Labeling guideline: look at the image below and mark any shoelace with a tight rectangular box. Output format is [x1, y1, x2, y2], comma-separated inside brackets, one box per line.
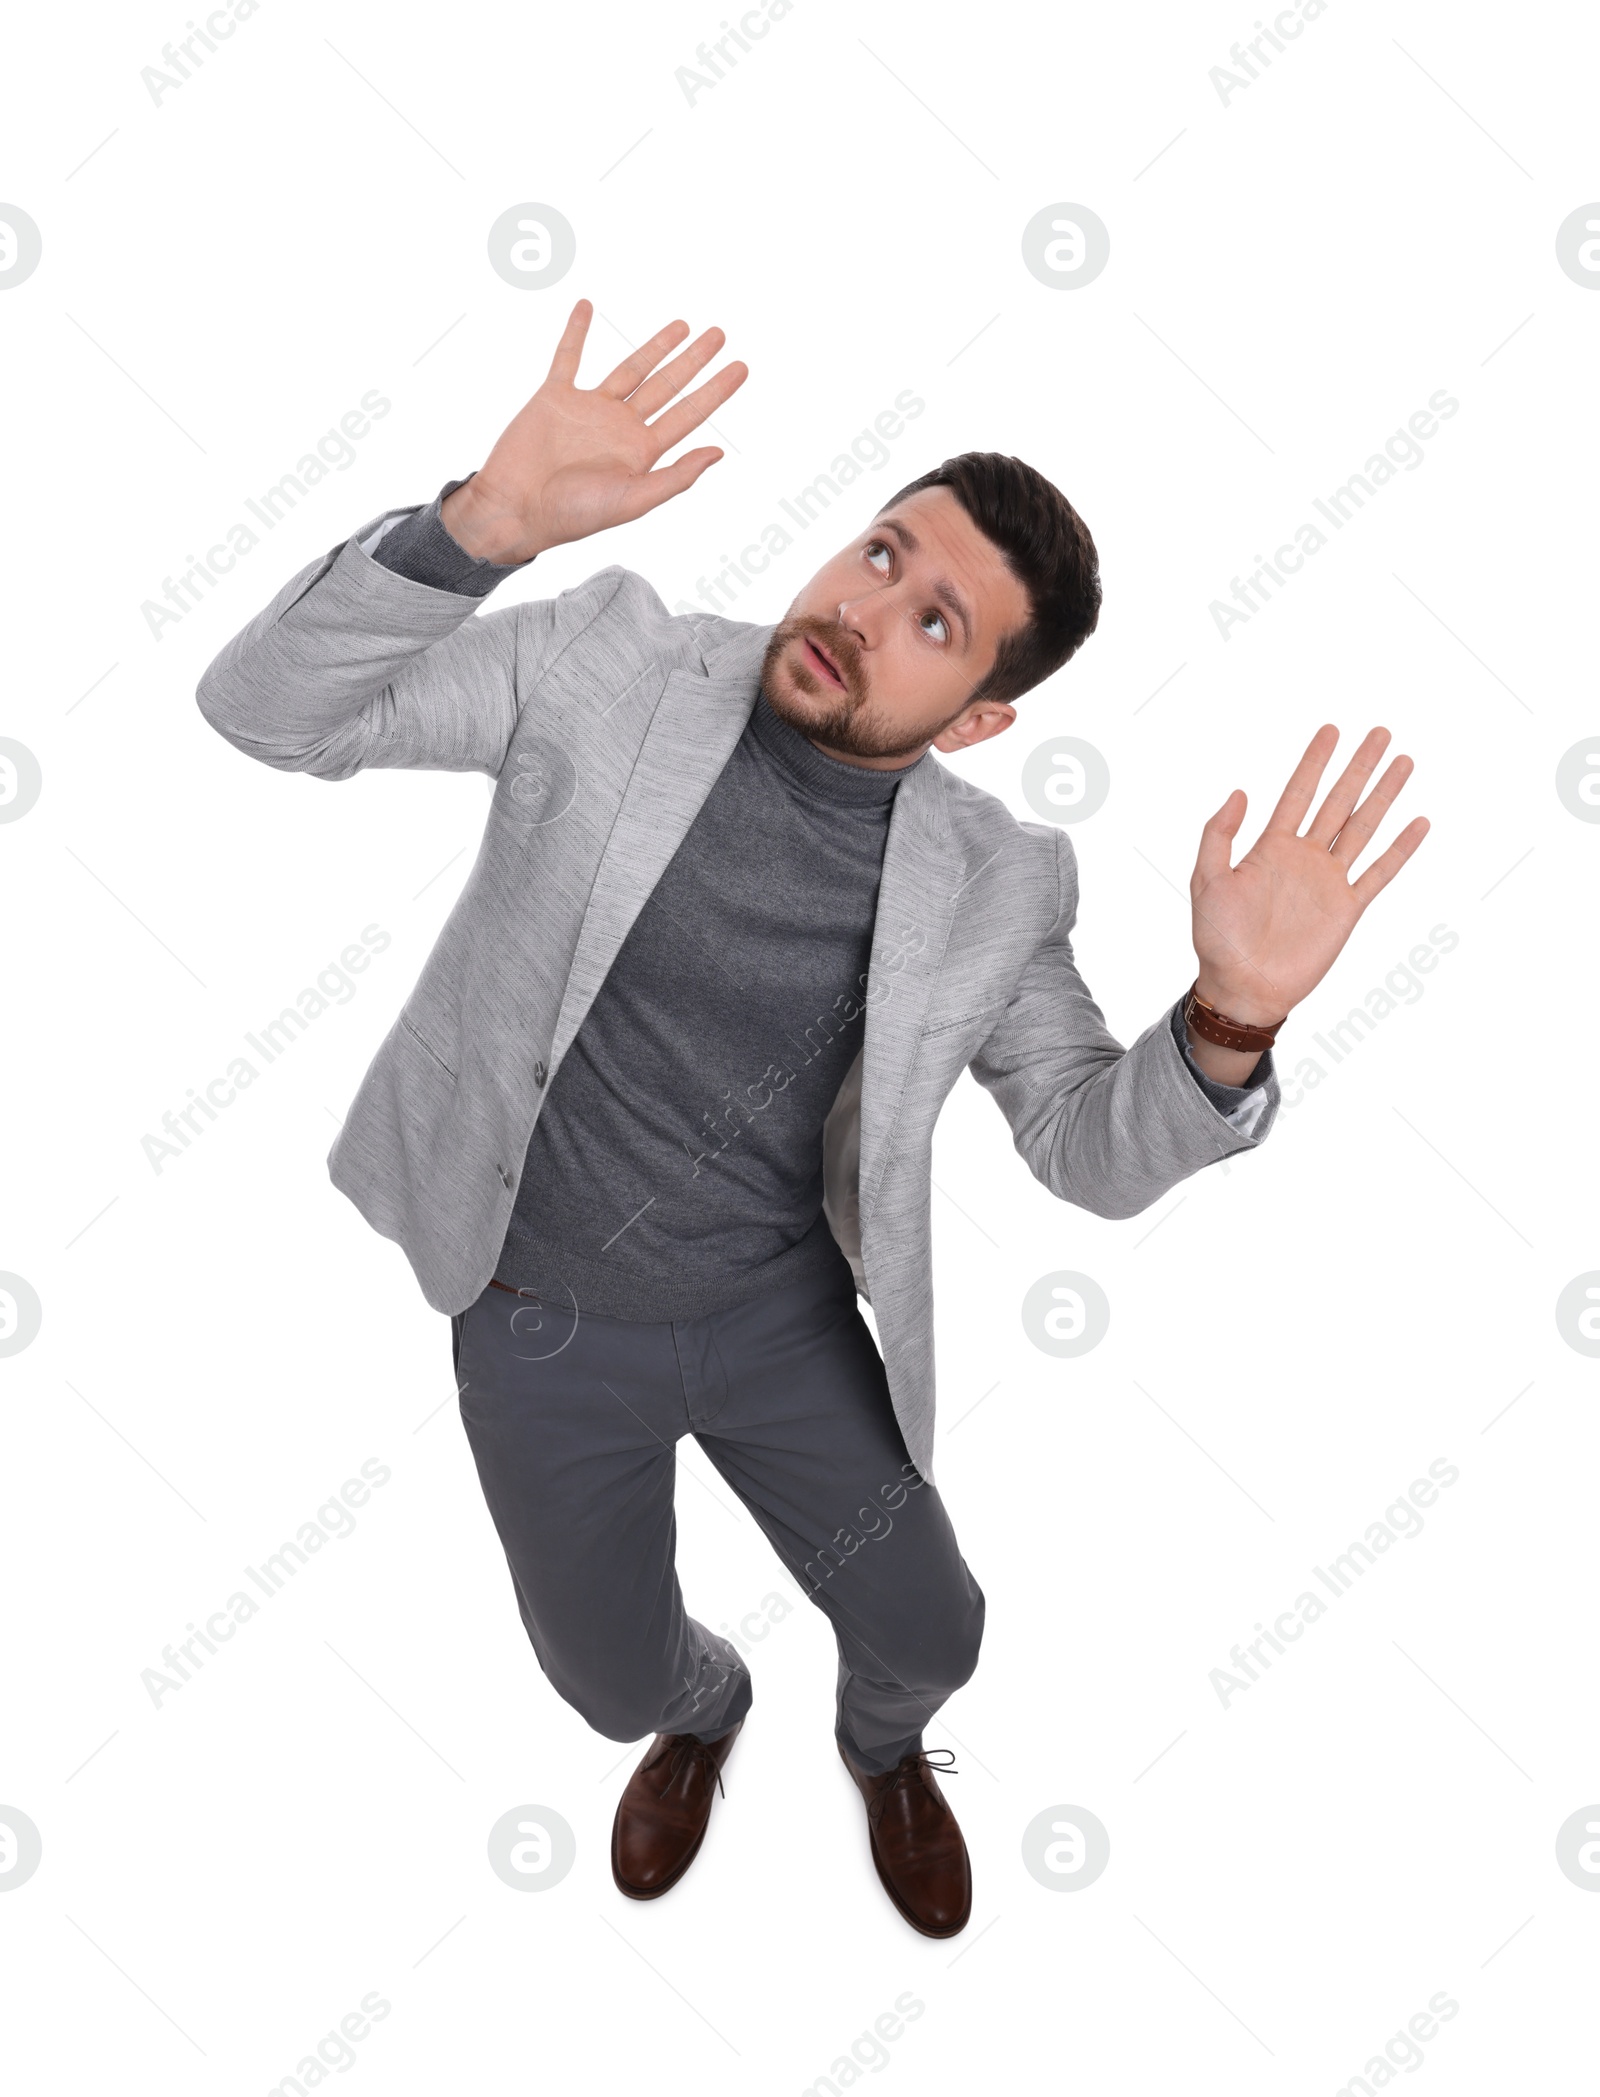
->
[868, 1747, 959, 1823]
[657, 1735, 727, 1801]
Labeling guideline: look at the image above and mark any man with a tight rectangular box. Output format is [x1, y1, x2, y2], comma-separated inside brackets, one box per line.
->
[196, 301, 1427, 1937]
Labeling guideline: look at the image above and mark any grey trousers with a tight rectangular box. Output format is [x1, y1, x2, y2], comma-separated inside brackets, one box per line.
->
[451, 1253, 984, 1776]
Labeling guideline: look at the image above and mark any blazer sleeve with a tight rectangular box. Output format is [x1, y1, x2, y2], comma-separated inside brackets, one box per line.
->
[194, 506, 627, 782]
[965, 825, 1281, 1220]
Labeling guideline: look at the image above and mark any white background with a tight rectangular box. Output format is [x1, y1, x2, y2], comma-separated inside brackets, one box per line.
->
[3, 0, 1598, 2089]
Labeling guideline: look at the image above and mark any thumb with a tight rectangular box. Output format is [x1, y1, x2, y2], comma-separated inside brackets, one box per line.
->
[620, 446, 725, 522]
[1192, 788, 1245, 889]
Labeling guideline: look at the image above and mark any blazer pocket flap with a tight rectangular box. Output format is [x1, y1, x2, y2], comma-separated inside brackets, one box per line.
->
[920, 994, 1011, 1039]
[399, 1008, 458, 1080]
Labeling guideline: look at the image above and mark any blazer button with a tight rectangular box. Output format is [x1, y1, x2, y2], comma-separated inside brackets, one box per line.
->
[534, 1060, 547, 1088]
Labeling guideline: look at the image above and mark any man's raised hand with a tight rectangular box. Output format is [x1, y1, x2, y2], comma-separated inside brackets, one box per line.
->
[441, 300, 748, 564]
[1188, 724, 1430, 1026]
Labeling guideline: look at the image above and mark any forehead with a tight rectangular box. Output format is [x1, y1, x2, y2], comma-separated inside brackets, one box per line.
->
[868, 486, 1030, 639]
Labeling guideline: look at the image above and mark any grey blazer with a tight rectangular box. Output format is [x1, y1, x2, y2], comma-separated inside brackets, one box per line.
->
[195, 508, 1278, 1481]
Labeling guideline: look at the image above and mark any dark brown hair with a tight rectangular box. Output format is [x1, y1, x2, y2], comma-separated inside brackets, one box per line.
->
[877, 452, 1101, 705]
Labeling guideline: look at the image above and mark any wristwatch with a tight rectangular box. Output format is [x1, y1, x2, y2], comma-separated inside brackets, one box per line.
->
[1182, 980, 1285, 1054]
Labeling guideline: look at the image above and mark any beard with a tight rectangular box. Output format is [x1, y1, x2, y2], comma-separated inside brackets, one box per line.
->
[758, 614, 968, 763]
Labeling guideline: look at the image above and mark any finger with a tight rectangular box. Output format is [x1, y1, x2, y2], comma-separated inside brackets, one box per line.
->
[643, 360, 750, 457]
[595, 318, 692, 399]
[629, 327, 727, 421]
[1262, 723, 1340, 836]
[1305, 725, 1391, 848]
[1329, 753, 1415, 868]
[1349, 815, 1430, 911]
[546, 299, 594, 386]
[615, 447, 726, 521]
[1192, 789, 1246, 889]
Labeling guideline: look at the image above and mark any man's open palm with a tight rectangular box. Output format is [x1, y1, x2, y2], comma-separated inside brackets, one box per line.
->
[450, 300, 748, 562]
[1190, 725, 1430, 1023]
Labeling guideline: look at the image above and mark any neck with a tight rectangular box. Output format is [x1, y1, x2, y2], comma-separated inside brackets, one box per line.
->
[748, 687, 911, 805]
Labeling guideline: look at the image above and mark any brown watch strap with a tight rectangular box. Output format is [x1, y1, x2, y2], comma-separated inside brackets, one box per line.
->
[1183, 981, 1285, 1054]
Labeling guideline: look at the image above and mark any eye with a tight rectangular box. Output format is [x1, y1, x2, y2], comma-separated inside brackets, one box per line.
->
[863, 541, 950, 646]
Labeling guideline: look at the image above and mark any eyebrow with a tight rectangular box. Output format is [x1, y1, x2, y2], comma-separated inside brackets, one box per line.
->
[872, 516, 974, 651]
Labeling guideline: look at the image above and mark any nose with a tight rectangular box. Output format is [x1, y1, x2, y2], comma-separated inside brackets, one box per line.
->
[834, 596, 879, 648]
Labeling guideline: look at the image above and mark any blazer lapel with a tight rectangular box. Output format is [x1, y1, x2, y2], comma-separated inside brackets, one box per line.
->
[856, 752, 963, 1226]
[547, 627, 768, 1076]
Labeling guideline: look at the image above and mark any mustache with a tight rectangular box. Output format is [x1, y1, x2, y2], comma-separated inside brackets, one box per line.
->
[785, 616, 863, 695]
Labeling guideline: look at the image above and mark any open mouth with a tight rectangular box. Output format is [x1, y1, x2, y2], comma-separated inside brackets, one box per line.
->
[802, 635, 846, 689]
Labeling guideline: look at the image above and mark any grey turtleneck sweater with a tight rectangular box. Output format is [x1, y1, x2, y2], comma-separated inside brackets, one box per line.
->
[360, 478, 1269, 1321]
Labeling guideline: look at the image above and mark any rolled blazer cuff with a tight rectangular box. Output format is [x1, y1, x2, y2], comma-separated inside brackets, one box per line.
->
[1168, 996, 1276, 1138]
[362, 474, 535, 598]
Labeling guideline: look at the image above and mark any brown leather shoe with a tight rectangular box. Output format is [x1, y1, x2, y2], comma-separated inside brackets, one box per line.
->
[840, 1743, 971, 1937]
[610, 1722, 743, 1900]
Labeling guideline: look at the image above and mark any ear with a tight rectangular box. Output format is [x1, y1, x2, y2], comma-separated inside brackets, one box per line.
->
[932, 700, 1016, 754]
